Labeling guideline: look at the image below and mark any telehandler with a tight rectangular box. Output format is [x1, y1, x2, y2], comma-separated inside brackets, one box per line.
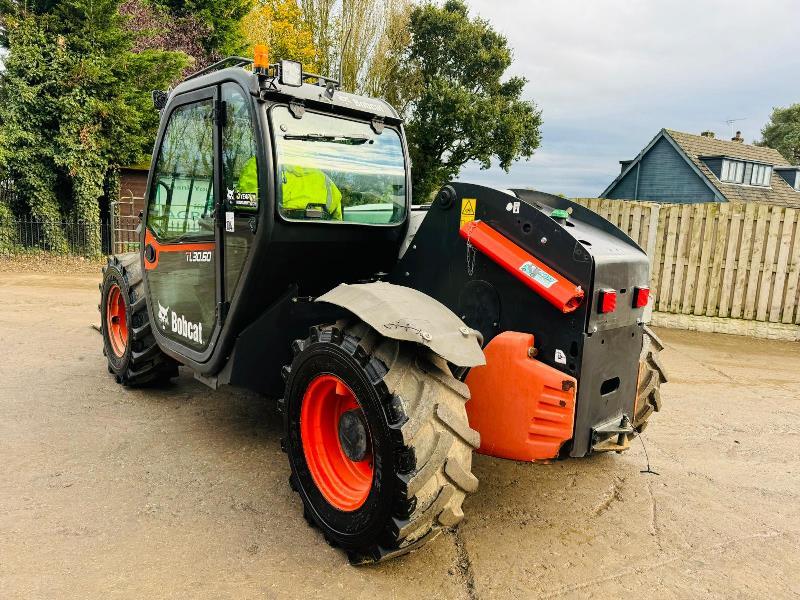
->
[100, 47, 667, 563]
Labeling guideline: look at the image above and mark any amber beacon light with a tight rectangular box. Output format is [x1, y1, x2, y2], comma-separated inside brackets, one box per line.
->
[253, 44, 269, 71]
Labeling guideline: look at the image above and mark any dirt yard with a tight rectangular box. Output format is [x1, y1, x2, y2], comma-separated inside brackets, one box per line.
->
[1, 268, 798, 599]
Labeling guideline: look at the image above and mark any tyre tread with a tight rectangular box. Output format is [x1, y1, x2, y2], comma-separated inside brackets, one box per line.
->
[633, 327, 668, 432]
[285, 321, 479, 564]
[100, 253, 176, 387]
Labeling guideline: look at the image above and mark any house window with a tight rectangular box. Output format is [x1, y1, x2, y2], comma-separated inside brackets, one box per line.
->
[750, 164, 772, 187]
[721, 159, 745, 183]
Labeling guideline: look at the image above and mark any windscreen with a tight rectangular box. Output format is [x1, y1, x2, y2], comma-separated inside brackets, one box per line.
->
[271, 106, 407, 225]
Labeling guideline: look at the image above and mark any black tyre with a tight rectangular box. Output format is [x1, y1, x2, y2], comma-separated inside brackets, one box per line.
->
[633, 325, 668, 433]
[281, 320, 479, 564]
[100, 253, 178, 386]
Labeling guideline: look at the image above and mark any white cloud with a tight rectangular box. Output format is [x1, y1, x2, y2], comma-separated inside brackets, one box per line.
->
[459, 0, 800, 197]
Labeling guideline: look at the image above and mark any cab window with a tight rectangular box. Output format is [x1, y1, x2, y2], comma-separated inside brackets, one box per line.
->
[223, 86, 259, 212]
[147, 100, 215, 241]
[221, 82, 259, 300]
[271, 106, 407, 224]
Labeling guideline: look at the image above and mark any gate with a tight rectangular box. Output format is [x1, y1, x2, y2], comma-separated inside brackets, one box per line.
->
[110, 189, 142, 255]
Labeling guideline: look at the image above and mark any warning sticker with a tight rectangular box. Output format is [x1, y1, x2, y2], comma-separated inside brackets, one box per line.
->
[460, 198, 477, 228]
[519, 261, 558, 288]
[555, 349, 567, 364]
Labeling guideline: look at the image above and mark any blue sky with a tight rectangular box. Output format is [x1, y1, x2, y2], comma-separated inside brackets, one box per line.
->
[458, 0, 800, 197]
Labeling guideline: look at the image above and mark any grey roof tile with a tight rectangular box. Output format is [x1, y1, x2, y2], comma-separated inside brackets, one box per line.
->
[665, 130, 800, 208]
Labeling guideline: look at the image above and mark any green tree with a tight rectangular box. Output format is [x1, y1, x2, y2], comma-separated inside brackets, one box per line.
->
[399, 0, 541, 202]
[362, 0, 413, 104]
[0, 1, 187, 254]
[0, 126, 12, 252]
[300, 0, 409, 95]
[121, 0, 215, 74]
[300, 0, 336, 80]
[241, 0, 317, 68]
[760, 104, 800, 165]
[151, 0, 251, 56]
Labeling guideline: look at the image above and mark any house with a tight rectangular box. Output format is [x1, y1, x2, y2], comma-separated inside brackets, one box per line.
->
[600, 129, 800, 207]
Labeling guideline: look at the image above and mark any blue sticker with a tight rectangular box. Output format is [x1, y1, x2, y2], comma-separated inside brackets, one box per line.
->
[519, 261, 557, 288]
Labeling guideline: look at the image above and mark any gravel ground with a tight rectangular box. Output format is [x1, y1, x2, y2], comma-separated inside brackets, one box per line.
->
[1, 270, 798, 599]
[0, 255, 105, 274]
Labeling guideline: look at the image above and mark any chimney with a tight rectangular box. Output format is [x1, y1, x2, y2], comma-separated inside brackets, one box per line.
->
[732, 131, 744, 143]
[700, 131, 715, 138]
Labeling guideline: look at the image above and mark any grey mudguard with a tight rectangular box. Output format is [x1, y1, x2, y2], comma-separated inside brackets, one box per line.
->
[317, 282, 486, 368]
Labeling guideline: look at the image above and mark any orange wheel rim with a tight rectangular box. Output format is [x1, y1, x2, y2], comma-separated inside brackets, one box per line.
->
[300, 375, 374, 512]
[106, 283, 128, 358]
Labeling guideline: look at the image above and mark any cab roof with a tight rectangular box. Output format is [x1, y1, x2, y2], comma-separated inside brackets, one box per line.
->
[169, 64, 401, 124]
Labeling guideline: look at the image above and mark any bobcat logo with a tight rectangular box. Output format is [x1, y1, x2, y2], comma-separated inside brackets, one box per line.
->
[157, 301, 169, 330]
[155, 300, 203, 344]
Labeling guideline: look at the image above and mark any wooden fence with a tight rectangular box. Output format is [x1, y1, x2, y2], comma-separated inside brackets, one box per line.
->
[573, 199, 800, 332]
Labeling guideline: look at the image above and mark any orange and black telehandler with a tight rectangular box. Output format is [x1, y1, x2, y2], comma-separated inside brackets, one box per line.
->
[100, 49, 667, 563]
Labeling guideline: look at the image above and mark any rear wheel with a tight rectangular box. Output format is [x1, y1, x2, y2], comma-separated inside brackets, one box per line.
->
[281, 320, 479, 564]
[100, 253, 178, 386]
[633, 325, 668, 433]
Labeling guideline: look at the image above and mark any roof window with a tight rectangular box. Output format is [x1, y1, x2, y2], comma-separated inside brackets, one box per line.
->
[750, 163, 772, 187]
[720, 159, 745, 183]
[718, 159, 771, 187]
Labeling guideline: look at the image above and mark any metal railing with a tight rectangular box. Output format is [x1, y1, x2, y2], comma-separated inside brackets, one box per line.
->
[0, 218, 113, 256]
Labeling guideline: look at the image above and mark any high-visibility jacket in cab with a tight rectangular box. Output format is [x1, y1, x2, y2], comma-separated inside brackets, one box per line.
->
[281, 165, 343, 220]
[238, 157, 258, 194]
[237, 160, 343, 220]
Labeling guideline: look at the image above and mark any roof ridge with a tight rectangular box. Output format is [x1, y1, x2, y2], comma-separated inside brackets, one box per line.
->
[666, 129, 790, 166]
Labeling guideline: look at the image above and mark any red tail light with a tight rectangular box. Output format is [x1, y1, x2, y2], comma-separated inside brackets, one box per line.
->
[598, 289, 617, 313]
[633, 286, 650, 308]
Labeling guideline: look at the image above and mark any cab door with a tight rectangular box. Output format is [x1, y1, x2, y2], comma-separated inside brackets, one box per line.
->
[143, 88, 222, 357]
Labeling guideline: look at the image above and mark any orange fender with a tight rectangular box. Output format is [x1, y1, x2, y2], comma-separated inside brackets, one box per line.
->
[465, 331, 576, 461]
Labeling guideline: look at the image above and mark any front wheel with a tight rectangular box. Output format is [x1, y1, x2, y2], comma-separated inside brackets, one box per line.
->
[100, 254, 178, 386]
[281, 320, 480, 564]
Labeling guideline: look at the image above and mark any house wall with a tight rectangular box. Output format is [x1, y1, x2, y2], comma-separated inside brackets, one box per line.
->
[702, 157, 724, 179]
[606, 137, 717, 203]
[777, 169, 800, 189]
[608, 164, 638, 198]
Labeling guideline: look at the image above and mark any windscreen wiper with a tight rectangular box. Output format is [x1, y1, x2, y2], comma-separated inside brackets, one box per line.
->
[283, 133, 372, 145]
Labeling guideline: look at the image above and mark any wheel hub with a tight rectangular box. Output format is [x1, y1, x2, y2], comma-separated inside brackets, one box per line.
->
[299, 374, 374, 512]
[106, 283, 128, 358]
[338, 409, 368, 462]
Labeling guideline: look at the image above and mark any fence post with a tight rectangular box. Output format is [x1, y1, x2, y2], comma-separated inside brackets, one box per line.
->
[644, 204, 659, 278]
[781, 209, 800, 324]
[705, 202, 731, 316]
